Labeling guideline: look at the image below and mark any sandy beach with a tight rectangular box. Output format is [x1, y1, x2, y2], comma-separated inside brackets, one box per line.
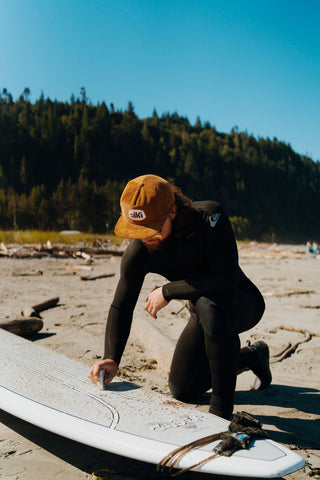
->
[0, 242, 319, 479]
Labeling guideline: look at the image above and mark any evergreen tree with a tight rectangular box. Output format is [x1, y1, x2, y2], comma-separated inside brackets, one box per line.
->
[0, 89, 319, 240]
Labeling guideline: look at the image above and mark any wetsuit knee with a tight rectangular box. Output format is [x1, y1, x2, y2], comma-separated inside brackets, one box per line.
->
[168, 377, 195, 402]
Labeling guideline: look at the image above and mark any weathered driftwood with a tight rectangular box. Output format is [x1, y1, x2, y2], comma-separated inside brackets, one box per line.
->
[12, 270, 43, 277]
[0, 242, 126, 258]
[274, 289, 315, 297]
[76, 251, 93, 264]
[38, 242, 125, 256]
[270, 325, 313, 363]
[80, 273, 115, 281]
[66, 265, 93, 272]
[21, 297, 60, 317]
[0, 242, 8, 254]
[0, 318, 43, 336]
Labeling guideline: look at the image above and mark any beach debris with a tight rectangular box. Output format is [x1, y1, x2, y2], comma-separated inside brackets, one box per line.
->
[0, 241, 125, 258]
[0, 318, 43, 336]
[131, 315, 175, 374]
[66, 265, 93, 272]
[0, 242, 8, 254]
[271, 325, 313, 363]
[80, 322, 103, 329]
[12, 270, 43, 276]
[238, 242, 307, 259]
[76, 250, 93, 264]
[91, 467, 119, 479]
[264, 289, 316, 297]
[308, 466, 320, 477]
[21, 297, 60, 318]
[173, 301, 188, 316]
[80, 273, 115, 281]
[275, 289, 315, 297]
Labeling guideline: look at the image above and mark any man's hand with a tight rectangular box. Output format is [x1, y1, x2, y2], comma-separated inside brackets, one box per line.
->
[88, 359, 118, 386]
[146, 287, 168, 319]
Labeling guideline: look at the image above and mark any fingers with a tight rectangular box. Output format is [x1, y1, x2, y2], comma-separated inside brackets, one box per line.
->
[146, 287, 168, 319]
[146, 288, 160, 318]
[146, 299, 157, 318]
[87, 364, 100, 384]
[145, 296, 157, 318]
[88, 359, 118, 386]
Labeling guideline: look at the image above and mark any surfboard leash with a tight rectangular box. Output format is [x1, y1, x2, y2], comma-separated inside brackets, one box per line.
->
[157, 411, 269, 476]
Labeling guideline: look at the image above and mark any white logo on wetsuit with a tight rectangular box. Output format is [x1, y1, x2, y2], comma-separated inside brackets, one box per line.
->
[129, 209, 146, 221]
[209, 213, 221, 228]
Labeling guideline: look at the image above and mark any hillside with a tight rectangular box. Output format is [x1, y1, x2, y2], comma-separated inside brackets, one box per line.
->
[1, 89, 319, 241]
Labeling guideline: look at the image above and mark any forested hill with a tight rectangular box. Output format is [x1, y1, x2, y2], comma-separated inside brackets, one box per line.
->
[0, 89, 319, 241]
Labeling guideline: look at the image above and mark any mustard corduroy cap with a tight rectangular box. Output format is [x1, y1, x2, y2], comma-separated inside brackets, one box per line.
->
[114, 174, 175, 239]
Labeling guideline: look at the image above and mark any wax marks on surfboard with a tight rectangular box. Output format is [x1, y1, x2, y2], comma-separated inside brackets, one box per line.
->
[1, 336, 207, 438]
[0, 347, 120, 429]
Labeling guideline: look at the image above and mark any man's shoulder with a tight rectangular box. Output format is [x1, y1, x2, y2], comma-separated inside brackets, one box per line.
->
[191, 201, 227, 230]
[192, 200, 222, 217]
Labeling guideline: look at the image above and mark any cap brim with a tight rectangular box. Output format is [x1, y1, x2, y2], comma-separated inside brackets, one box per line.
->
[114, 215, 164, 239]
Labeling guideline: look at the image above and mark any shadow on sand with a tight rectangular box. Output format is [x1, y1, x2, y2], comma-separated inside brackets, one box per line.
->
[234, 383, 320, 448]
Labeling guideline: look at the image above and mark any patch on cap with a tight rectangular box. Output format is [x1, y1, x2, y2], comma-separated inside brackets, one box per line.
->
[128, 209, 146, 221]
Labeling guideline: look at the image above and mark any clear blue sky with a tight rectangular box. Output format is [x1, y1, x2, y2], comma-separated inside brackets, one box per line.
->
[1, 0, 319, 161]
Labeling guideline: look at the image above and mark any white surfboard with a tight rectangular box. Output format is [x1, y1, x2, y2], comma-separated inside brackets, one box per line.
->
[0, 329, 304, 477]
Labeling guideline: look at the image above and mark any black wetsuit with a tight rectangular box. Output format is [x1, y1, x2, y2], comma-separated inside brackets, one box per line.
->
[104, 201, 265, 419]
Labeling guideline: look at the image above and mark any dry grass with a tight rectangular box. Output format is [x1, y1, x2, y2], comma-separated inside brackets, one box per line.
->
[0, 230, 121, 246]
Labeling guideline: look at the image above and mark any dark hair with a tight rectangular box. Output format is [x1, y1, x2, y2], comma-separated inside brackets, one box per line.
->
[167, 179, 194, 238]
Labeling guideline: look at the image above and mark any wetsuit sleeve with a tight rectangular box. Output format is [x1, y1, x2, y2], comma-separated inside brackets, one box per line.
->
[162, 205, 239, 301]
[103, 241, 147, 364]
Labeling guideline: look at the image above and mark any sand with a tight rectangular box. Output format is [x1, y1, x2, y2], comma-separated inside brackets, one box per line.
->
[0, 242, 319, 479]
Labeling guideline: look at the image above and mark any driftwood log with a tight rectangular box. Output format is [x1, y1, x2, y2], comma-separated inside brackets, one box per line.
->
[76, 251, 93, 264]
[21, 297, 60, 317]
[0, 242, 126, 258]
[80, 273, 115, 281]
[271, 325, 313, 363]
[12, 270, 43, 277]
[66, 265, 93, 272]
[0, 318, 43, 336]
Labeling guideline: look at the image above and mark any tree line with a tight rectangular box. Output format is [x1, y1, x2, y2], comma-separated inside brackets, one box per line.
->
[0, 88, 319, 241]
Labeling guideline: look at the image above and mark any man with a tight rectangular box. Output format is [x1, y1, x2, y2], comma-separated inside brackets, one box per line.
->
[88, 174, 271, 419]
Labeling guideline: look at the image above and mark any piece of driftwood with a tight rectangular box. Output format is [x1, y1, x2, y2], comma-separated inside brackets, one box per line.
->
[0, 318, 43, 336]
[173, 300, 189, 316]
[132, 316, 175, 374]
[0, 241, 126, 258]
[12, 270, 43, 277]
[80, 273, 115, 281]
[76, 251, 93, 264]
[270, 325, 313, 363]
[0, 242, 8, 254]
[66, 265, 93, 272]
[274, 289, 315, 297]
[21, 297, 60, 317]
